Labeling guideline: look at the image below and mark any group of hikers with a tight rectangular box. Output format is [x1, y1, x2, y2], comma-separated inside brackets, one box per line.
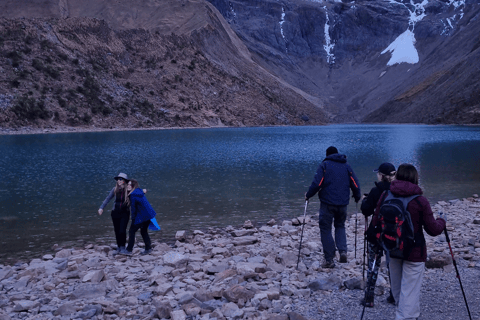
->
[98, 173, 160, 256]
[305, 146, 447, 320]
[98, 145, 448, 320]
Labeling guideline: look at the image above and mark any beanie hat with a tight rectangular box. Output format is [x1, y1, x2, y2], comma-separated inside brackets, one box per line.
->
[326, 146, 338, 156]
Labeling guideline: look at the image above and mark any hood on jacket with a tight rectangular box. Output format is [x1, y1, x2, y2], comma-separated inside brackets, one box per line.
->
[324, 153, 347, 163]
[390, 180, 423, 197]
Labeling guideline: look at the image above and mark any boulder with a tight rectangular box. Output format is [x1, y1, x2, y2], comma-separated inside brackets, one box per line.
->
[308, 275, 343, 291]
[70, 283, 106, 299]
[170, 309, 187, 320]
[82, 270, 104, 283]
[231, 229, 256, 237]
[154, 299, 172, 319]
[232, 236, 258, 246]
[55, 249, 72, 258]
[163, 251, 188, 268]
[13, 300, 40, 312]
[425, 253, 452, 268]
[54, 303, 77, 316]
[223, 284, 255, 303]
[176, 230, 186, 241]
[222, 302, 244, 319]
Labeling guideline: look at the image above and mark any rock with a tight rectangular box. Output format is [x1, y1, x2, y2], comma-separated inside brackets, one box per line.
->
[153, 299, 172, 319]
[0, 267, 13, 281]
[223, 284, 255, 302]
[170, 309, 187, 320]
[194, 288, 214, 302]
[243, 220, 254, 229]
[155, 283, 173, 295]
[267, 219, 276, 226]
[276, 252, 297, 267]
[176, 230, 186, 241]
[308, 275, 343, 291]
[344, 277, 365, 290]
[54, 303, 77, 316]
[232, 236, 258, 246]
[82, 270, 104, 283]
[473, 219, 480, 224]
[183, 303, 201, 316]
[137, 292, 153, 301]
[206, 263, 229, 274]
[425, 253, 452, 268]
[236, 262, 266, 274]
[231, 229, 256, 237]
[163, 251, 188, 268]
[13, 300, 40, 312]
[214, 268, 237, 283]
[222, 302, 244, 318]
[268, 314, 289, 320]
[55, 249, 72, 258]
[42, 254, 54, 260]
[288, 311, 309, 320]
[70, 283, 106, 299]
[211, 247, 230, 256]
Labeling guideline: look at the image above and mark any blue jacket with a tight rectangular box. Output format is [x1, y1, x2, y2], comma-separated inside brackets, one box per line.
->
[306, 153, 361, 206]
[129, 188, 157, 225]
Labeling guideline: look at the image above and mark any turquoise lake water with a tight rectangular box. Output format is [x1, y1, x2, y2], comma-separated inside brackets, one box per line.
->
[1, 124, 480, 264]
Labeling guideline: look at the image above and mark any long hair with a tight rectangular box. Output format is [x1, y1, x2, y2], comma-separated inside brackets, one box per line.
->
[396, 163, 419, 185]
[114, 180, 128, 205]
[125, 179, 140, 206]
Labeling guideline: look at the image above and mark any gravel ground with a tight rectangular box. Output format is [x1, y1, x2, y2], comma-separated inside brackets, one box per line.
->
[292, 258, 480, 320]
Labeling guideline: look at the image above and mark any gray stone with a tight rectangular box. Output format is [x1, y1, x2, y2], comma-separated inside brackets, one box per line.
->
[207, 263, 229, 274]
[425, 253, 453, 268]
[154, 300, 172, 319]
[54, 303, 77, 316]
[0, 267, 13, 281]
[163, 251, 188, 268]
[308, 275, 343, 291]
[243, 220, 254, 229]
[276, 252, 297, 267]
[70, 283, 106, 299]
[137, 292, 153, 301]
[232, 236, 258, 246]
[231, 229, 256, 237]
[194, 288, 214, 302]
[288, 311, 309, 320]
[223, 284, 255, 302]
[13, 300, 40, 312]
[344, 277, 365, 290]
[82, 270, 104, 283]
[55, 249, 72, 258]
[222, 302, 244, 318]
[176, 230, 186, 241]
[170, 309, 187, 320]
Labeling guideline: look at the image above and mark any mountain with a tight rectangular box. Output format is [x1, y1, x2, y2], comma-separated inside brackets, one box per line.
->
[0, 0, 327, 130]
[206, 0, 480, 123]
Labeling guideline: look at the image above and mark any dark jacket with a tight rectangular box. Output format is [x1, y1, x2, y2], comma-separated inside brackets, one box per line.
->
[361, 181, 391, 217]
[305, 153, 361, 206]
[129, 188, 157, 225]
[371, 180, 446, 262]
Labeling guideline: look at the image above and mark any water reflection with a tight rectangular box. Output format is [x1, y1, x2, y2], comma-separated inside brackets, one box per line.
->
[1, 124, 480, 263]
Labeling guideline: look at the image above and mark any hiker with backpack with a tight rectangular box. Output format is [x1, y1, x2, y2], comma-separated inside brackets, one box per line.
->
[371, 163, 446, 320]
[305, 146, 361, 268]
[361, 162, 396, 307]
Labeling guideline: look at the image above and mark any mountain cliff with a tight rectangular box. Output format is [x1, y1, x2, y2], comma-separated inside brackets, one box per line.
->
[0, 0, 327, 131]
[207, 0, 480, 123]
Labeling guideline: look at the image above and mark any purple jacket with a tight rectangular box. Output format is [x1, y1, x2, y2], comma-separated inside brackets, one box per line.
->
[372, 180, 446, 262]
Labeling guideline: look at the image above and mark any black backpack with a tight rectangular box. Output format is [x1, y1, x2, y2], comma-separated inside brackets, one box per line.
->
[375, 191, 419, 259]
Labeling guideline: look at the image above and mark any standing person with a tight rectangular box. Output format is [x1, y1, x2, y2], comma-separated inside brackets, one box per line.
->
[98, 173, 130, 254]
[371, 164, 446, 320]
[305, 146, 361, 268]
[361, 162, 396, 307]
[123, 179, 158, 255]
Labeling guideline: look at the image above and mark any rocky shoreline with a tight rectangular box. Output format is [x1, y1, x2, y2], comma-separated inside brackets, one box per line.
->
[1, 195, 480, 320]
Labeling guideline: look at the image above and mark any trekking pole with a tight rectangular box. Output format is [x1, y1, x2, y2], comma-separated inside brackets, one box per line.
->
[363, 216, 367, 282]
[360, 252, 378, 320]
[355, 203, 358, 260]
[444, 228, 473, 320]
[296, 200, 309, 270]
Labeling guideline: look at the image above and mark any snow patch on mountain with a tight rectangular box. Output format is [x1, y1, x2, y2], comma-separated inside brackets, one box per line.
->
[323, 7, 335, 64]
[279, 7, 287, 52]
[381, 30, 418, 66]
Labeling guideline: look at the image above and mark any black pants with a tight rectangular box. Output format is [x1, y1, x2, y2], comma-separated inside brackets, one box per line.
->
[127, 220, 151, 251]
[111, 209, 130, 248]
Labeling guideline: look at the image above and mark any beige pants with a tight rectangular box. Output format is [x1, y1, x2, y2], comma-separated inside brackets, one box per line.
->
[389, 258, 425, 320]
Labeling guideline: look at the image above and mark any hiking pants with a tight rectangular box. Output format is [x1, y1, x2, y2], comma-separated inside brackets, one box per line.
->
[389, 258, 425, 320]
[127, 220, 151, 252]
[318, 203, 347, 262]
[111, 210, 130, 248]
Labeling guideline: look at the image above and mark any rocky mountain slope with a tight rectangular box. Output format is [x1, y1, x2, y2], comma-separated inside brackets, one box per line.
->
[0, 0, 327, 130]
[207, 0, 480, 123]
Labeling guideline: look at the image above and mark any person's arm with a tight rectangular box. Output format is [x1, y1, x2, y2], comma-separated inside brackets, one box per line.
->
[418, 197, 446, 236]
[305, 163, 325, 200]
[361, 187, 379, 217]
[348, 167, 361, 203]
[98, 188, 115, 215]
[130, 195, 138, 222]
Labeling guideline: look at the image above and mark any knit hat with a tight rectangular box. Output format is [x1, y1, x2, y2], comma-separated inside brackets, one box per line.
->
[326, 146, 338, 156]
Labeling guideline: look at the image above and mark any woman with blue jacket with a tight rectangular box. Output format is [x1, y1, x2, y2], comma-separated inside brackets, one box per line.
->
[123, 179, 159, 255]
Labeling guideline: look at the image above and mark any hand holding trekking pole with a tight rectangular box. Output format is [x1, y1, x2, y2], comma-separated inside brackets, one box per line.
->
[296, 200, 309, 270]
[444, 227, 473, 320]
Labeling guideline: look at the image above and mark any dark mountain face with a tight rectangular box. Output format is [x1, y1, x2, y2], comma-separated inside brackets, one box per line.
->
[207, 0, 480, 123]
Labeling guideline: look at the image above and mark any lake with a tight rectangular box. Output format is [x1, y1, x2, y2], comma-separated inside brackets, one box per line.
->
[1, 124, 480, 264]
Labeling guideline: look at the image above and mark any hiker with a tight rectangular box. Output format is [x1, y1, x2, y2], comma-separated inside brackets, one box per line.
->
[305, 146, 361, 268]
[123, 179, 158, 255]
[98, 173, 130, 254]
[371, 163, 446, 320]
[361, 162, 396, 307]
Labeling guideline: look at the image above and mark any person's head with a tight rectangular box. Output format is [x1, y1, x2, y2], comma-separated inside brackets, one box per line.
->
[114, 172, 129, 187]
[127, 179, 139, 193]
[326, 146, 338, 157]
[374, 162, 396, 183]
[395, 163, 419, 185]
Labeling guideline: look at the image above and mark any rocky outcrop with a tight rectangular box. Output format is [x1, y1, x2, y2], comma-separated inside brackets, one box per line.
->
[1, 194, 479, 319]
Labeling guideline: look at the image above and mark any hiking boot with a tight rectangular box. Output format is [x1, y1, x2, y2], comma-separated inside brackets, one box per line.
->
[339, 252, 348, 263]
[120, 248, 132, 256]
[360, 297, 374, 308]
[113, 246, 124, 255]
[140, 248, 152, 255]
[321, 260, 335, 268]
[386, 292, 395, 305]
